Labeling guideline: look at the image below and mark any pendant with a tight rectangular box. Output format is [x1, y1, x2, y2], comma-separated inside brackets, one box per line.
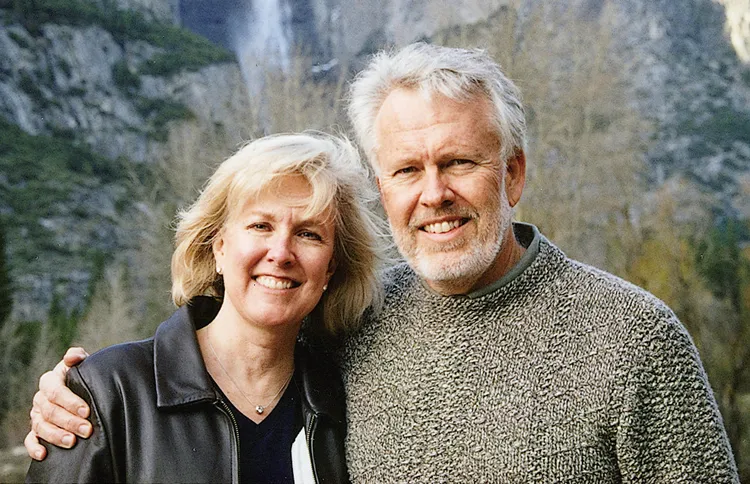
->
[255, 405, 265, 414]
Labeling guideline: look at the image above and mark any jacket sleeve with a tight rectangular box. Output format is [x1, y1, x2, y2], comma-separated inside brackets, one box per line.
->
[26, 367, 116, 483]
[615, 310, 739, 483]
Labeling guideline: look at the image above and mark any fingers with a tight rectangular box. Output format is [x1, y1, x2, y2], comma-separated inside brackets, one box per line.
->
[31, 412, 78, 449]
[62, 347, 89, 367]
[32, 386, 92, 440]
[39, 367, 90, 419]
[24, 430, 46, 461]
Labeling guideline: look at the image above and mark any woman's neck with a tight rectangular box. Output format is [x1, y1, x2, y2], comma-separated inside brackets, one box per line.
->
[196, 311, 299, 422]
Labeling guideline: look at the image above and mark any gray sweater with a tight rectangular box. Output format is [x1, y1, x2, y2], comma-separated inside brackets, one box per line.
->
[341, 224, 738, 482]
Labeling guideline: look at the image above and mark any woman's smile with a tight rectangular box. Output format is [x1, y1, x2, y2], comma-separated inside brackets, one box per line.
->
[214, 175, 336, 329]
[253, 275, 300, 290]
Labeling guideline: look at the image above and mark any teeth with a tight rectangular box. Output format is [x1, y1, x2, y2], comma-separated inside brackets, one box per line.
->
[423, 220, 462, 234]
[255, 276, 295, 290]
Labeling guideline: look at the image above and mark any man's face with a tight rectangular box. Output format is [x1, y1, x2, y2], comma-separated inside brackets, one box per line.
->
[374, 88, 525, 294]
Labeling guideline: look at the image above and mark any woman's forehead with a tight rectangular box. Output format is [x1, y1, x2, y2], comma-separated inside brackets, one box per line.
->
[229, 173, 336, 223]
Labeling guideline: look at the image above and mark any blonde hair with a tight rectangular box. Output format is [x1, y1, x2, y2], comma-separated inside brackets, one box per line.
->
[348, 42, 527, 174]
[171, 132, 386, 335]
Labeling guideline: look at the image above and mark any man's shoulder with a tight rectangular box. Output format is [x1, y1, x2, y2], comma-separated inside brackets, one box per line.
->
[540, 239, 673, 316]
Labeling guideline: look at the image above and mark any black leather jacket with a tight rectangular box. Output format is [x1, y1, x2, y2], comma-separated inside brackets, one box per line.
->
[26, 297, 349, 483]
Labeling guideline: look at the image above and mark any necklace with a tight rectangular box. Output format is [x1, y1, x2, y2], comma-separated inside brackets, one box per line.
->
[205, 331, 294, 415]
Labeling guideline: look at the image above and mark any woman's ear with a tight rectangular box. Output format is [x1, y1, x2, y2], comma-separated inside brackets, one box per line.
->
[212, 231, 225, 274]
[326, 257, 337, 281]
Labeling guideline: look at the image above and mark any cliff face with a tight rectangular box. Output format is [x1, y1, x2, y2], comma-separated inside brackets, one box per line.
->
[0, 1, 250, 322]
[2, 0, 749, 322]
[318, 0, 750, 219]
[0, 7, 247, 164]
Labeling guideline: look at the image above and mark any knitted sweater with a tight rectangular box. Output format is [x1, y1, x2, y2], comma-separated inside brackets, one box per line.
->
[341, 224, 738, 483]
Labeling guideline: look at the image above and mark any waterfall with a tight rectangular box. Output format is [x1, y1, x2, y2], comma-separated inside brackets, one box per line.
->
[231, 0, 293, 93]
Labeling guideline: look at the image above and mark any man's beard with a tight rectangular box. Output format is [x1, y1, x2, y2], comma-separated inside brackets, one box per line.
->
[390, 181, 513, 286]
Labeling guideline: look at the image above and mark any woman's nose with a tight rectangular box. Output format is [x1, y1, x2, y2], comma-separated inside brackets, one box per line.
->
[266, 234, 295, 266]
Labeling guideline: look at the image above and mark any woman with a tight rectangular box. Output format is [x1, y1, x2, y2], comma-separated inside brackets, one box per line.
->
[26, 132, 385, 483]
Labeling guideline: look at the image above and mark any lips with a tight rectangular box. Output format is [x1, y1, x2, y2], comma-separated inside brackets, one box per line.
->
[421, 219, 468, 234]
[253, 275, 300, 290]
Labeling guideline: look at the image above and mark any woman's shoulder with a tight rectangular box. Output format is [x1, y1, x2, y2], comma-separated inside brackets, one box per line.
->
[72, 337, 156, 388]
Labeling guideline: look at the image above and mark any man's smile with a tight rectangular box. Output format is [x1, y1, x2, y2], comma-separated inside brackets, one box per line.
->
[420, 218, 469, 234]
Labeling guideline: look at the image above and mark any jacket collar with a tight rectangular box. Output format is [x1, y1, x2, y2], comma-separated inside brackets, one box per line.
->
[153, 297, 220, 408]
[294, 344, 346, 424]
[153, 296, 345, 422]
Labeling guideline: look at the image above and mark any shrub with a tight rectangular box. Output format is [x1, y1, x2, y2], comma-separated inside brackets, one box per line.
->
[5, 0, 234, 75]
[112, 59, 141, 91]
[7, 30, 30, 48]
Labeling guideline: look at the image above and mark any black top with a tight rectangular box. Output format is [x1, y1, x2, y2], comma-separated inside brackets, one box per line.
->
[218, 379, 304, 484]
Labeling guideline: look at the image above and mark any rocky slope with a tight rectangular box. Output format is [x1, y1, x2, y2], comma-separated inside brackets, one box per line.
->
[0, 1, 250, 322]
[332, 0, 750, 220]
[179, 0, 750, 219]
[2, 0, 748, 322]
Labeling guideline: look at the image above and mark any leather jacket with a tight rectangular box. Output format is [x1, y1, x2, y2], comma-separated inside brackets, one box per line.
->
[26, 297, 349, 483]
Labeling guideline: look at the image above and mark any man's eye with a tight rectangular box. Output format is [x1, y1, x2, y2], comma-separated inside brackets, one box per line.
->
[447, 159, 474, 167]
[394, 166, 417, 176]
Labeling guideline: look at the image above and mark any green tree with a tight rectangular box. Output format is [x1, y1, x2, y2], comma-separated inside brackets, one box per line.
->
[48, 292, 77, 355]
[0, 220, 12, 330]
[696, 218, 750, 475]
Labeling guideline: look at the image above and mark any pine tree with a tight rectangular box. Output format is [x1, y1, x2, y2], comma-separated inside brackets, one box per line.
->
[0, 219, 12, 330]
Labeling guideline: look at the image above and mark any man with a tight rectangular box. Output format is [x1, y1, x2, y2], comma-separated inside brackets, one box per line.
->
[26, 43, 738, 481]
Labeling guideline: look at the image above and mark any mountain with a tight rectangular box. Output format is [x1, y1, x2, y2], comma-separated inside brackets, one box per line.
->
[0, 0, 250, 322]
[1, 0, 749, 323]
[178, 0, 750, 219]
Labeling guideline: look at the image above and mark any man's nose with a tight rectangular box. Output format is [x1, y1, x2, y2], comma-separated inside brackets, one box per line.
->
[419, 170, 455, 208]
[266, 234, 295, 266]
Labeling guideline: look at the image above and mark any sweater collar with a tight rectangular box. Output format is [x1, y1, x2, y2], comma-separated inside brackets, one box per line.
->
[416, 222, 541, 299]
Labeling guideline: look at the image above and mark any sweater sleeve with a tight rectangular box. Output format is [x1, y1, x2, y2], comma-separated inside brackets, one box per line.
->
[615, 310, 738, 483]
[26, 367, 116, 483]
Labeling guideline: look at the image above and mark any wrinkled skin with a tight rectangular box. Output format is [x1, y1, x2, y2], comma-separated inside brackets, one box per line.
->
[26, 347, 91, 459]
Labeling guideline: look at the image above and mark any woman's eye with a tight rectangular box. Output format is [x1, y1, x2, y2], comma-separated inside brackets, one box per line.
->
[299, 231, 322, 241]
[249, 223, 270, 231]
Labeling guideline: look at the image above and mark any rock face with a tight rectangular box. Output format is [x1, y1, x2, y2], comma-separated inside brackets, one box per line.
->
[310, 0, 750, 220]
[0, 11, 247, 164]
[2, 0, 749, 322]
[0, 2, 250, 322]
[176, 0, 749, 221]
[92, 0, 178, 22]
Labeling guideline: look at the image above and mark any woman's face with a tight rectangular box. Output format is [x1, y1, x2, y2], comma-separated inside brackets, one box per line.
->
[213, 175, 336, 330]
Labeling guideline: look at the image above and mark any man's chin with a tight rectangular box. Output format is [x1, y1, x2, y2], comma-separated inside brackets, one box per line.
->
[412, 255, 479, 283]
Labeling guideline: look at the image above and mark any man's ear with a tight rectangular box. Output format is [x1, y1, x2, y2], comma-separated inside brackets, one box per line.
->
[505, 150, 526, 208]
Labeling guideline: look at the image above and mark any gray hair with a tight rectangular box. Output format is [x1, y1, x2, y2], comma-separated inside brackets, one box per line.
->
[171, 132, 387, 336]
[347, 42, 527, 173]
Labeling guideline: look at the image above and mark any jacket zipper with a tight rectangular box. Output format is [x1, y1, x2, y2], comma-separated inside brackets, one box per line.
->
[307, 413, 320, 484]
[216, 399, 242, 484]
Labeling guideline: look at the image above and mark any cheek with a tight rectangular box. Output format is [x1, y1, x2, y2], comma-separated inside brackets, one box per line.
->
[380, 185, 415, 223]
